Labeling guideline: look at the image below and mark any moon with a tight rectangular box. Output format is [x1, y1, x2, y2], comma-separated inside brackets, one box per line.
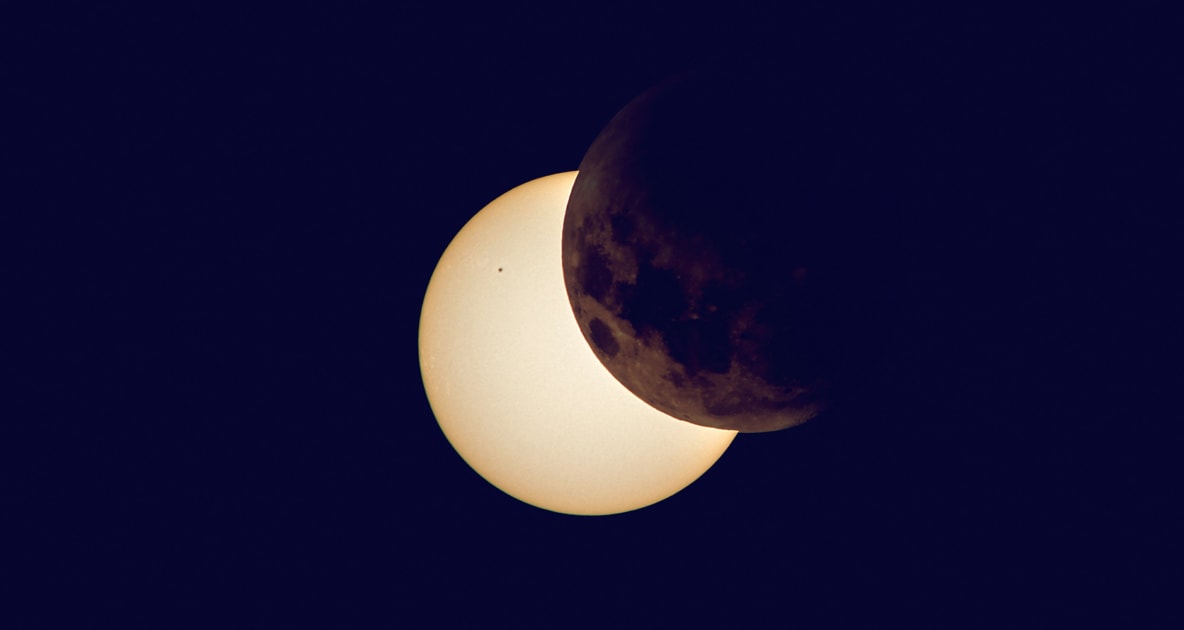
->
[562, 68, 895, 433]
[419, 172, 736, 515]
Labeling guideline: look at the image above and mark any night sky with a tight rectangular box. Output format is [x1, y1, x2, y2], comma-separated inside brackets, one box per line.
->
[11, 6, 1181, 627]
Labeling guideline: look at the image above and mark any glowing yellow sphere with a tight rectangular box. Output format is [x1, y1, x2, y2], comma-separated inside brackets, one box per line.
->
[419, 172, 736, 515]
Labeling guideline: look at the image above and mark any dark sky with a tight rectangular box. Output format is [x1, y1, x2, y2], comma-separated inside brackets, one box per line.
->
[10, 6, 1181, 628]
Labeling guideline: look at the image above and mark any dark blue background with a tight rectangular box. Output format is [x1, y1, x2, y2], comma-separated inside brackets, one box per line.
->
[8, 5, 1180, 627]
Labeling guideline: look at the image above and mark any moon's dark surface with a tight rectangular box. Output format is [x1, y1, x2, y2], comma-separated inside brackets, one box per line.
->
[562, 67, 905, 432]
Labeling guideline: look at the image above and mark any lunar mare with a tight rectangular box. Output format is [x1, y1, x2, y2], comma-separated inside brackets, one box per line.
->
[566, 201, 830, 432]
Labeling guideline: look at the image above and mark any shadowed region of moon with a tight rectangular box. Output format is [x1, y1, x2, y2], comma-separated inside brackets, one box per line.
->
[562, 65, 907, 432]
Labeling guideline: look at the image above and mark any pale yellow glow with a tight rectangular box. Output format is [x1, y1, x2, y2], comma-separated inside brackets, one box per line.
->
[419, 172, 736, 515]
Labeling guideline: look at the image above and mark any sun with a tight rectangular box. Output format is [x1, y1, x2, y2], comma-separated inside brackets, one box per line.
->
[419, 172, 736, 515]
